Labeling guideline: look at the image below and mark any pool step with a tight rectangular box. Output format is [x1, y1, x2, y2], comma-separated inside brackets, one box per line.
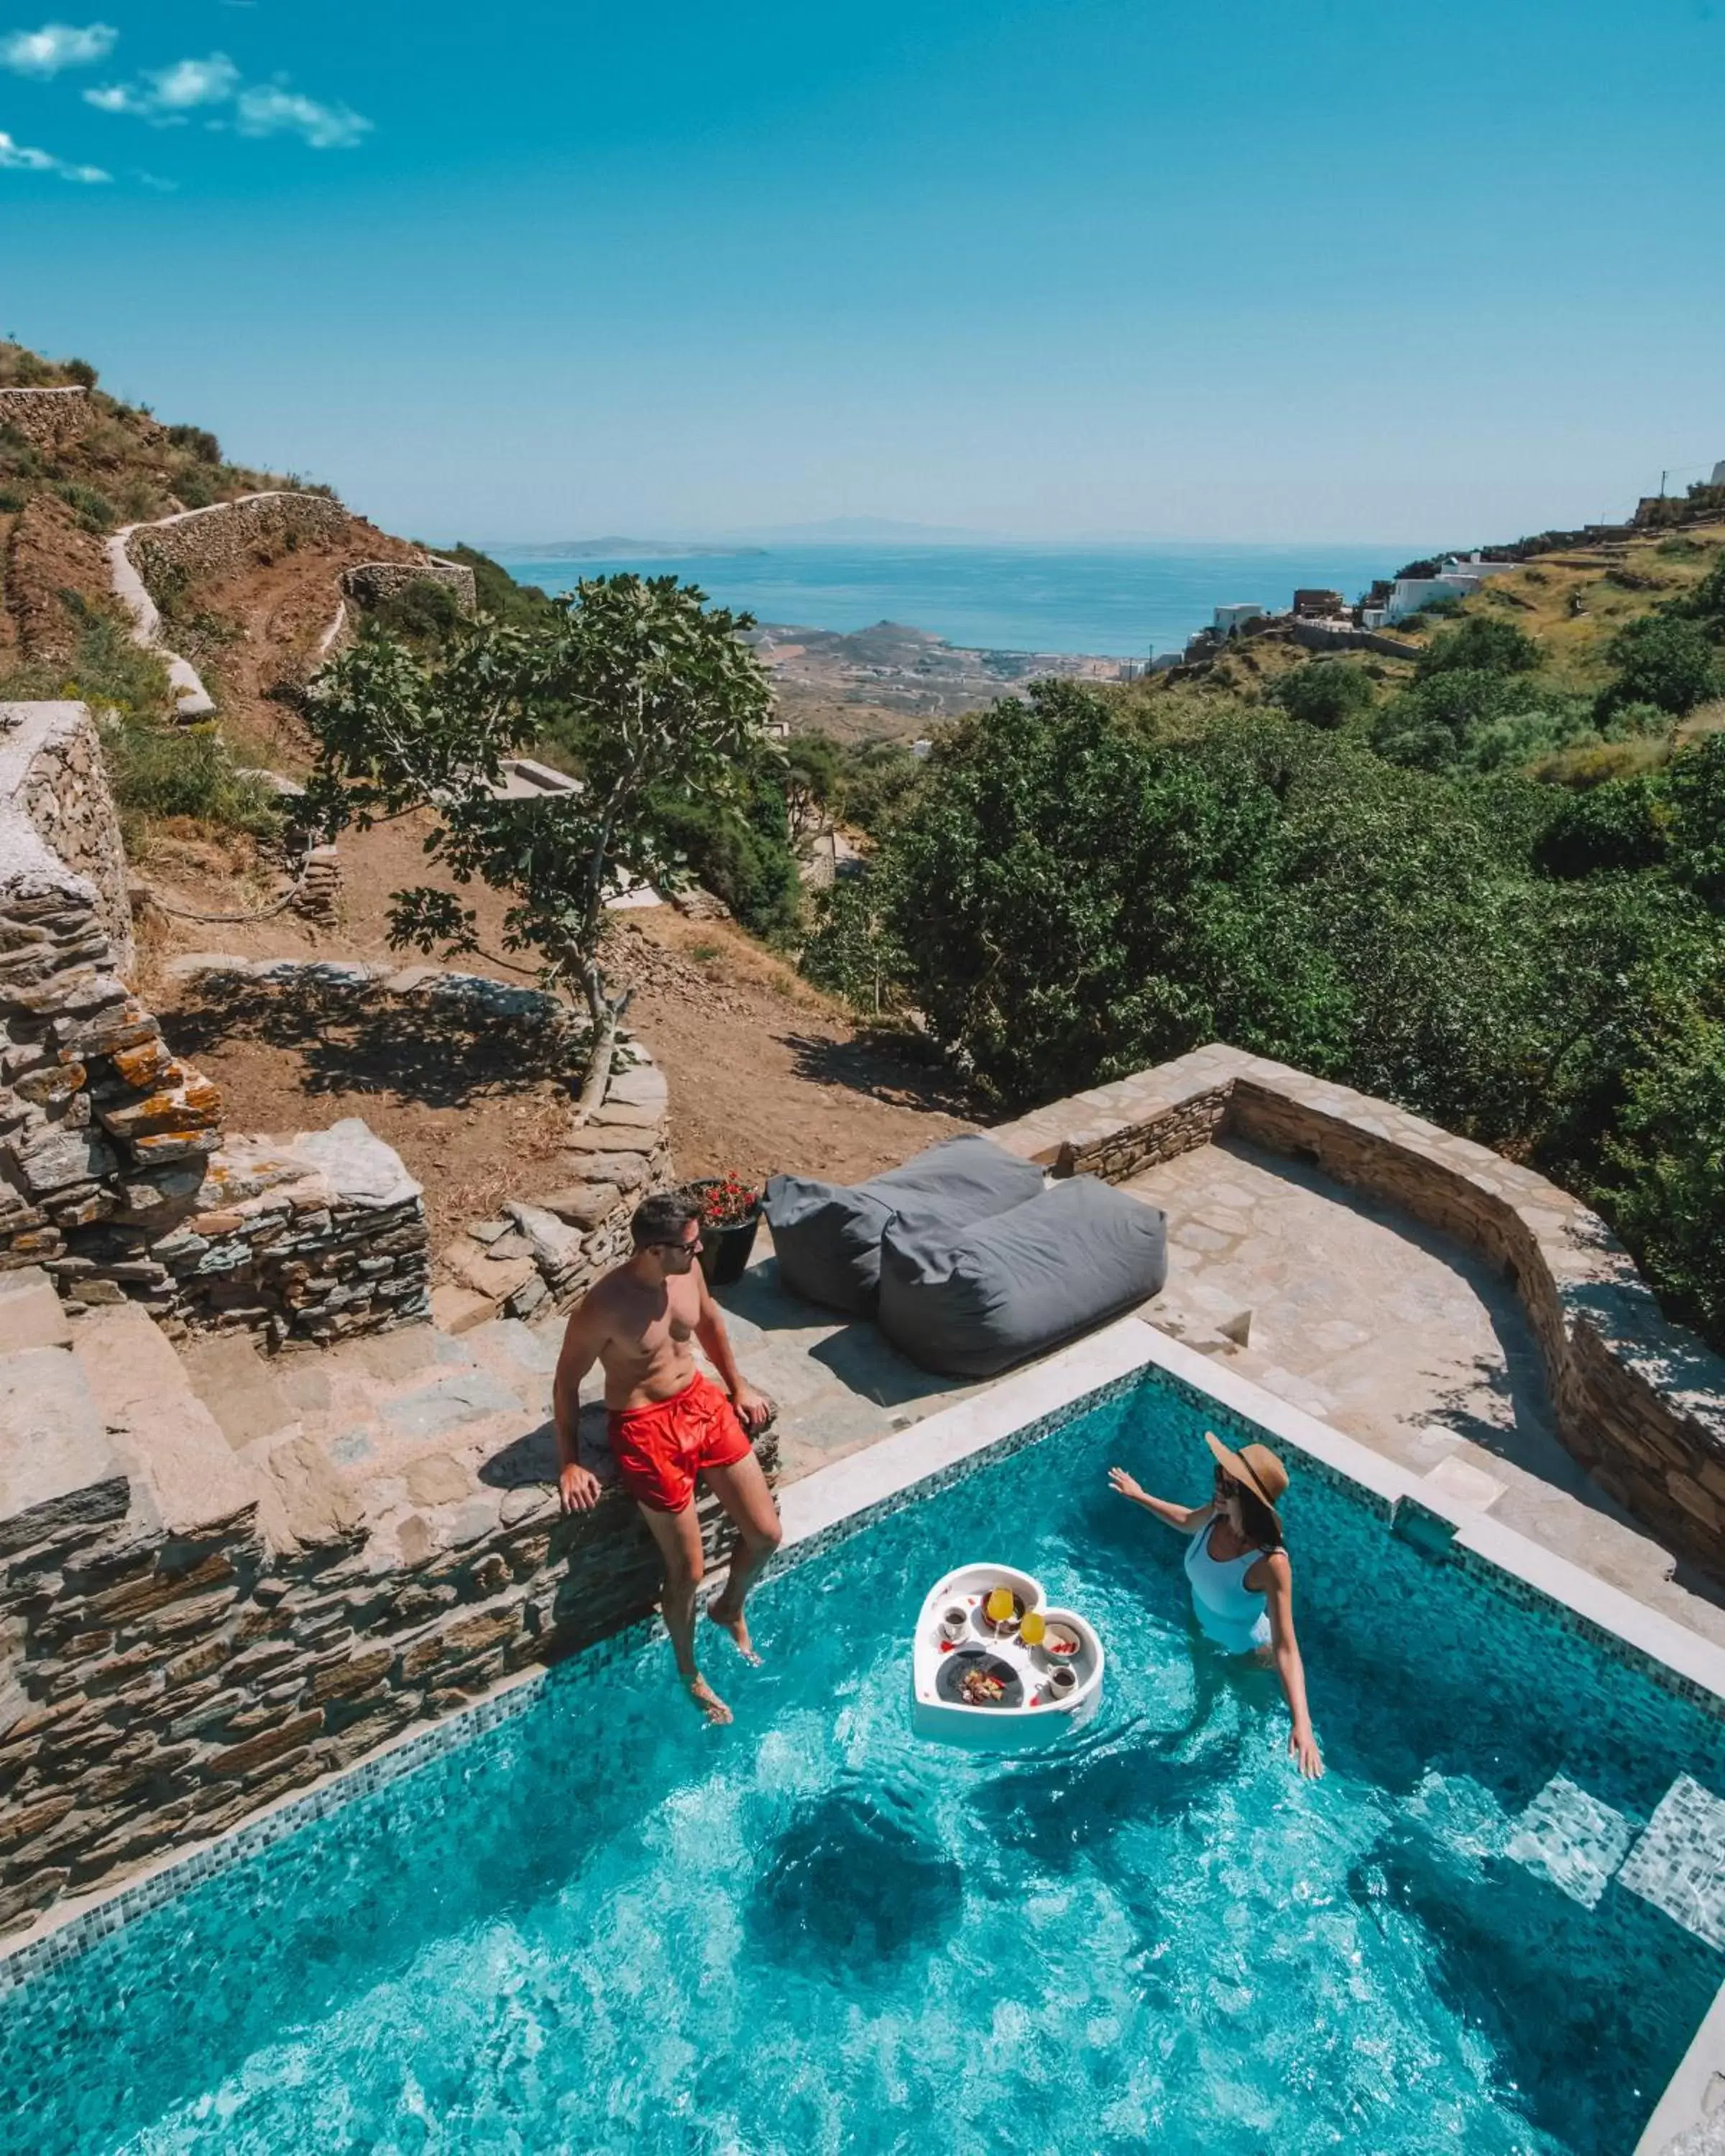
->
[1506, 1776, 1636, 1910]
[1619, 1776, 1725, 1952]
[1500, 1770, 1725, 1950]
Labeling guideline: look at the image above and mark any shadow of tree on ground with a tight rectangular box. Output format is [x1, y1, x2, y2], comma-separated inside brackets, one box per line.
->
[163, 982, 579, 1114]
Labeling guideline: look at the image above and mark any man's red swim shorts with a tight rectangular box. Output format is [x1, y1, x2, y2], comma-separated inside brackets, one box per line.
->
[607, 1370, 753, 1514]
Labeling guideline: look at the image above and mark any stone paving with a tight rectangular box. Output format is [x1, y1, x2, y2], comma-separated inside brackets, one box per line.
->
[170, 1136, 1725, 1649]
[1126, 1137, 1725, 1648]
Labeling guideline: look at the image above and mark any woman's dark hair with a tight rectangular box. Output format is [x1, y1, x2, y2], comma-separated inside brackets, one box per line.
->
[1230, 1477, 1284, 1552]
[631, 1190, 700, 1247]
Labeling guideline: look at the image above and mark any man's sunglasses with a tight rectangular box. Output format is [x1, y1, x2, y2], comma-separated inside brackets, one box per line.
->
[653, 1234, 704, 1253]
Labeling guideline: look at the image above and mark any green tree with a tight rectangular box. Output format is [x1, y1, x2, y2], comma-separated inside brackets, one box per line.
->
[878, 684, 1338, 1105]
[1602, 614, 1719, 716]
[1270, 658, 1376, 729]
[800, 868, 907, 1017]
[304, 573, 773, 1111]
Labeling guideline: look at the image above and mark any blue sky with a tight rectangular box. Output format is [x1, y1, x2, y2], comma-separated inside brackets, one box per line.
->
[2, 0, 1723, 544]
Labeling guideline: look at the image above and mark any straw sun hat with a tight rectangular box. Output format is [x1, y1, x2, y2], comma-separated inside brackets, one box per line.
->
[1205, 1429, 1289, 1534]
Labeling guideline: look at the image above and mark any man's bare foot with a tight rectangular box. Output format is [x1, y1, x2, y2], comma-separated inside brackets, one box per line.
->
[708, 1598, 763, 1666]
[684, 1672, 732, 1725]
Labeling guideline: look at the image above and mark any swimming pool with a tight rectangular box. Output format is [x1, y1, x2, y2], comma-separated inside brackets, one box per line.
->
[6, 1358, 1725, 2155]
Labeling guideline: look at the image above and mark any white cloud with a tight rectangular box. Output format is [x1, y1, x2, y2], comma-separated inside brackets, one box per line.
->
[0, 21, 116, 76]
[85, 50, 239, 121]
[83, 50, 369, 148]
[234, 83, 369, 149]
[0, 127, 109, 180]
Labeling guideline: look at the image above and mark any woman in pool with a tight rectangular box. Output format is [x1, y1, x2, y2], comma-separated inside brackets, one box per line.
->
[1109, 1432, 1323, 1778]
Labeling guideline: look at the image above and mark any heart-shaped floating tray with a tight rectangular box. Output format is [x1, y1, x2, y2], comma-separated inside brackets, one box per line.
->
[911, 1562, 1104, 1747]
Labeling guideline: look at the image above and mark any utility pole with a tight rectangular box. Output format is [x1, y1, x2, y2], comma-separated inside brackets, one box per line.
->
[1660, 469, 1669, 499]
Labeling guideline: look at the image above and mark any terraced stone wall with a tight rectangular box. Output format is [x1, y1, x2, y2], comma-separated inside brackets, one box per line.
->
[126, 491, 350, 598]
[341, 558, 477, 615]
[991, 1044, 1725, 1581]
[0, 709, 429, 1340]
[0, 387, 89, 451]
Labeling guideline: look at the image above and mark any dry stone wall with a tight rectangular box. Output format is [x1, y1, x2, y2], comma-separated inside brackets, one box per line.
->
[0, 706, 430, 1343]
[341, 558, 477, 614]
[991, 1043, 1725, 1580]
[0, 387, 89, 451]
[126, 492, 351, 594]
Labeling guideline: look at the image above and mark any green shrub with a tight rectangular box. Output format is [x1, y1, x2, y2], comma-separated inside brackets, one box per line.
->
[52, 481, 117, 533]
[1535, 778, 1668, 879]
[1271, 658, 1376, 729]
[166, 423, 221, 464]
[1416, 616, 1540, 678]
[1602, 614, 1719, 716]
[800, 868, 906, 1015]
[0, 594, 170, 720]
[363, 577, 469, 647]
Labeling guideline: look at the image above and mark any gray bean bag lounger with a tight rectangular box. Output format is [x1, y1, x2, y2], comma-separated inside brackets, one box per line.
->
[763, 1134, 1045, 1316]
[877, 1174, 1168, 1378]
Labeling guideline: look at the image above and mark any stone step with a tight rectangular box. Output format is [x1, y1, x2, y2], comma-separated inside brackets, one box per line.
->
[70, 1303, 257, 1538]
[0, 1339, 130, 1554]
[0, 1266, 71, 1355]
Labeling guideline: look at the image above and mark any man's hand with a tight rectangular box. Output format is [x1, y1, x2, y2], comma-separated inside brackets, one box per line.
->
[559, 1461, 602, 1514]
[730, 1382, 775, 1434]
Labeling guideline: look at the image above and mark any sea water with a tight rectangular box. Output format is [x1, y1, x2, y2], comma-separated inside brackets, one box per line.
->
[6, 1371, 1722, 2155]
[495, 541, 1422, 660]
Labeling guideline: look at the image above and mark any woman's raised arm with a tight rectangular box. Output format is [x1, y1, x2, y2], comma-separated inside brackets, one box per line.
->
[1108, 1466, 1214, 1535]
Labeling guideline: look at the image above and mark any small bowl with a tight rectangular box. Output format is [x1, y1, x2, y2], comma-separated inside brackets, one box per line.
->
[1042, 1621, 1082, 1659]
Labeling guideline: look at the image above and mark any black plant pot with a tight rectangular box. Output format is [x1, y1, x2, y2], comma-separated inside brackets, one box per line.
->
[689, 1184, 762, 1288]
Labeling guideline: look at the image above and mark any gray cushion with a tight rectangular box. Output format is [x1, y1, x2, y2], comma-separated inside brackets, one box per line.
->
[877, 1175, 1168, 1378]
[764, 1135, 1045, 1316]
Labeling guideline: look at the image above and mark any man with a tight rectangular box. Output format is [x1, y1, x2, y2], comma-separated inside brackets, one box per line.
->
[553, 1189, 781, 1725]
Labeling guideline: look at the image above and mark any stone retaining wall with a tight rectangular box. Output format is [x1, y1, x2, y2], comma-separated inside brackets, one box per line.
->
[0, 701, 132, 975]
[126, 492, 351, 597]
[992, 1043, 1725, 1578]
[0, 387, 89, 451]
[341, 558, 477, 615]
[0, 1283, 773, 1937]
[162, 955, 670, 1332]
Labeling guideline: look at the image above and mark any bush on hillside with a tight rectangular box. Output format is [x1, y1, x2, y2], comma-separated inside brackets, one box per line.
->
[646, 747, 803, 944]
[1271, 658, 1376, 729]
[101, 722, 283, 852]
[1598, 976, 1725, 1346]
[1663, 733, 1725, 908]
[1416, 616, 1541, 678]
[1601, 614, 1719, 716]
[1535, 777, 1668, 880]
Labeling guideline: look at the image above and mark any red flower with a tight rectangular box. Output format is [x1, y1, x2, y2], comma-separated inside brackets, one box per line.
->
[689, 1172, 758, 1229]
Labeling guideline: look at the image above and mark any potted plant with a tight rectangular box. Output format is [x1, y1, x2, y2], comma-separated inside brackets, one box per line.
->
[684, 1171, 763, 1288]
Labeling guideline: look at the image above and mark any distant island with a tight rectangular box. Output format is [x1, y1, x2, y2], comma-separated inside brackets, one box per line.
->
[482, 538, 769, 561]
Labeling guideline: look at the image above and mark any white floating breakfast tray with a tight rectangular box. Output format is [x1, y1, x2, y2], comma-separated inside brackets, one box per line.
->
[911, 1561, 1104, 1749]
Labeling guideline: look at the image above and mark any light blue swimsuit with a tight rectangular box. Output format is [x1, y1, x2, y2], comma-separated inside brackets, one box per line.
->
[1184, 1518, 1271, 1653]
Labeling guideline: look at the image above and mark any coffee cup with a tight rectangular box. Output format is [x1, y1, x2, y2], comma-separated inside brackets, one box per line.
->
[940, 1605, 969, 1643]
[1049, 1664, 1077, 1699]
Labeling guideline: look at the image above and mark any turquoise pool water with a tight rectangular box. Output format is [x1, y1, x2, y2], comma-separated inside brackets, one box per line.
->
[6, 1371, 1725, 2155]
